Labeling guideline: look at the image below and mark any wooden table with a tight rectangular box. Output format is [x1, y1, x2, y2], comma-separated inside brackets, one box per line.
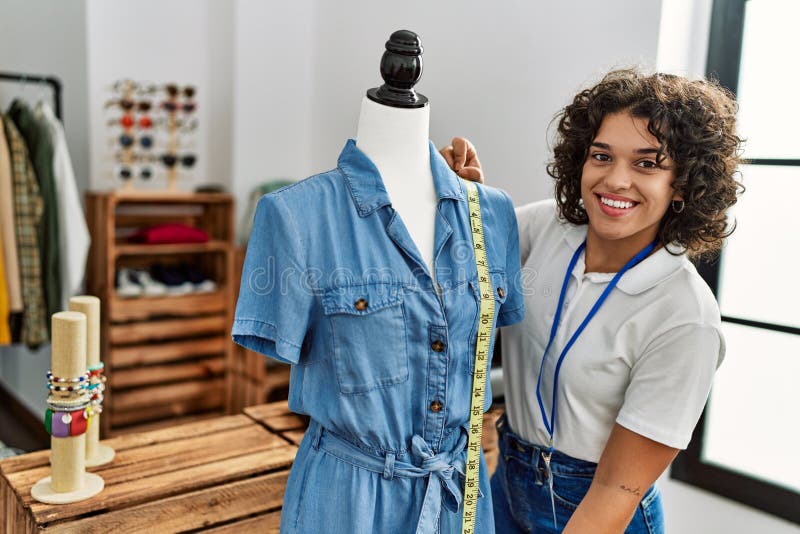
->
[1, 404, 300, 533]
[1, 401, 503, 533]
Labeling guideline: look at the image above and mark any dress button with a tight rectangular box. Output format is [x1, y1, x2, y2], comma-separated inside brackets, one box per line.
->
[431, 340, 445, 352]
[354, 298, 368, 311]
[497, 287, 505, 299]
[429, 400, 444, 413]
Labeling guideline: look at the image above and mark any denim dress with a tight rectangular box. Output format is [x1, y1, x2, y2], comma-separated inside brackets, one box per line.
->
[233, 139, 525, 533]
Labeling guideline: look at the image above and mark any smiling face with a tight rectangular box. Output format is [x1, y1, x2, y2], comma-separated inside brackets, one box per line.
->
[581, 111, 681, 253]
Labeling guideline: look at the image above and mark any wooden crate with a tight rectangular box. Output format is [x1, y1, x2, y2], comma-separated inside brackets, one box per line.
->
[0, 401, 506, 532]
[0, 411, 296, 533]
[84, 192, 236, 436]
[227, 246, 292, 413]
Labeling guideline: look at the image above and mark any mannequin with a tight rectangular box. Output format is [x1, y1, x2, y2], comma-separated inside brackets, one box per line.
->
[232, 28, 526, 534]
[355, 30, 439, 282]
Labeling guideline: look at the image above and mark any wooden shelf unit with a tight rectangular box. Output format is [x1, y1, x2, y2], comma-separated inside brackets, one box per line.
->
[85, 191, 236, 437]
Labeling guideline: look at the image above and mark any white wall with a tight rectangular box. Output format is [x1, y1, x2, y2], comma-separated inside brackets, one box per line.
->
[86, 0, 233, 192]
[0, 0, 90, 192]
[230, 0, 315, 227]
[307, 0, 663, 207]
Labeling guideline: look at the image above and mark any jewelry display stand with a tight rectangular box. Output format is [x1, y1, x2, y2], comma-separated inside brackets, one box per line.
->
[69, 296, 115, 467]
[31, 312, 105, 504]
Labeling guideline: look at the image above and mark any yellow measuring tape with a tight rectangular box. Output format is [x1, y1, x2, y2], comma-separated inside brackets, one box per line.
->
[462, 180, 495, 534]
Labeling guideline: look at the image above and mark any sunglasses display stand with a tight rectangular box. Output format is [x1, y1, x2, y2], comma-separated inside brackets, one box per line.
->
[118, 81, 137, 194]
[165, 92, 179, 192]
[30, 312, 105, 504]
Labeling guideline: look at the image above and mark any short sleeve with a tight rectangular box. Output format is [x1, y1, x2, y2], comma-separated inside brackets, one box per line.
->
[497, 191, 525, 327]
[232, 193, 313, 364]
[616, 323, 725, 449]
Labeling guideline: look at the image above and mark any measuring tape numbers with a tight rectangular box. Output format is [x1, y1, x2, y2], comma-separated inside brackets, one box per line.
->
[461, 181, 495, 534]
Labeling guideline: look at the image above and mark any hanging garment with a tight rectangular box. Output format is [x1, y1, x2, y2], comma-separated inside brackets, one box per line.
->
[0, 230, 9, 344]
[0, 116, 22, 313]
[2, 115, 47, 348]
[37, 103, 90, 311]
[8, 100, 61, 330]
[233, 139, 525, 534]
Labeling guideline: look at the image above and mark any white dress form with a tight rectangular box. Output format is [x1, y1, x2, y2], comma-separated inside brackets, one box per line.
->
[355, 96, 438, 280]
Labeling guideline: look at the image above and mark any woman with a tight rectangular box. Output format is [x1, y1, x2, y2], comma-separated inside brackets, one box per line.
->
[440, 69, 743, 533]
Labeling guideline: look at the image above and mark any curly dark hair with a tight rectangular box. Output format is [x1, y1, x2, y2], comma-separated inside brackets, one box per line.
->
[547, 68, 744, 258]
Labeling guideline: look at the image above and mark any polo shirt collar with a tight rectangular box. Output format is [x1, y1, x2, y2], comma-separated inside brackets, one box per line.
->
[338, 138, 465, 217]
[561, 221, 689, 295]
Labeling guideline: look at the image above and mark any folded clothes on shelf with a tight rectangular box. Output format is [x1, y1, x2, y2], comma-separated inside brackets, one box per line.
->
[115, 263, 217, 298]
[127, 223, 210, 244]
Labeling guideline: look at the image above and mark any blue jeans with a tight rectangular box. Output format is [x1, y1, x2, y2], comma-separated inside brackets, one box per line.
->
[491, 414, 664, 533]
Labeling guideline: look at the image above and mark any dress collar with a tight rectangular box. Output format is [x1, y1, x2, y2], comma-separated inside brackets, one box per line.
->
[337, 138, 465, 217]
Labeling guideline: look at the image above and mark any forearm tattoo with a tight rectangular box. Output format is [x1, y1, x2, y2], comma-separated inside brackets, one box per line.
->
[619, 484, 642, 497]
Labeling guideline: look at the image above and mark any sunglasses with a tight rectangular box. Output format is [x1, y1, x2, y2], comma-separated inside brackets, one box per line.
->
[164, 84, 196, 99]
[161, 101, 196, 113]
[105, 99, 152, 112]
[108, 114, 153, 129]
[115, 164, 154, 181]
[160, 153, 196, 169]
[117, 134, 154, 149]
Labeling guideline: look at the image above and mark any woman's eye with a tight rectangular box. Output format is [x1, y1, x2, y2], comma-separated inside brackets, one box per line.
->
[636, 160, 658, 169]
[591, 153, 610, 162]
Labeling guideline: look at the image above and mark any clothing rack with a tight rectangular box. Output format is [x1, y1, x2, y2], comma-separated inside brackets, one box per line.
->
[0, 71, 63, 122]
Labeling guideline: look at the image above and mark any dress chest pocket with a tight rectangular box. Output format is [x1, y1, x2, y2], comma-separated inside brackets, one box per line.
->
[465, 271, 508, 374]
[322, 283, 408, 395]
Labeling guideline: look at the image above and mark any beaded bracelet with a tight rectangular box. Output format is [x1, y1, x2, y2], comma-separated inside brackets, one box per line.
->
[46, 370, 89, 384]
[87, 381, 106, 391]
[47, 382, 89, 393]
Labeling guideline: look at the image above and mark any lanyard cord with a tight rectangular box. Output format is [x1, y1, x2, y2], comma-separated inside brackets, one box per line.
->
[535, 238, 658, 450]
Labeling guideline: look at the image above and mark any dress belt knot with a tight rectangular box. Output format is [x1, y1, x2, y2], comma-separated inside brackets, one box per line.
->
[411, 433, 467, 534]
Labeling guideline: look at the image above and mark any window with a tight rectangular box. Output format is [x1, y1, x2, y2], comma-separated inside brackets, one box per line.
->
[670, 0, 800, 524]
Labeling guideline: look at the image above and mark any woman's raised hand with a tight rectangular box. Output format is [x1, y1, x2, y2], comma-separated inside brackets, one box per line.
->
[439, 137, 484, 184]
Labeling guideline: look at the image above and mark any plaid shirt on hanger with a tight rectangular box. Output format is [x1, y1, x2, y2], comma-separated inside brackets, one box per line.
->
[2, 115, 47, 348]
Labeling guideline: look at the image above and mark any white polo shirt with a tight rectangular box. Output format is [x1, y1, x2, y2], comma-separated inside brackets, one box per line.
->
[502, 199, 725, 463]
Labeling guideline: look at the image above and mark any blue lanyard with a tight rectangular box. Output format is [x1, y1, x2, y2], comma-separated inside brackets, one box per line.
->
[535, 238, 657, 453]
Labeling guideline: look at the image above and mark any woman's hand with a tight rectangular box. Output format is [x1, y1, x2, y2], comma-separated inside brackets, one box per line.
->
[439, 137, 484, 183]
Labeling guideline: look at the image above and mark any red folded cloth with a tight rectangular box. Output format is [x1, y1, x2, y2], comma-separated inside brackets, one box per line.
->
[128, 223, 210, 244]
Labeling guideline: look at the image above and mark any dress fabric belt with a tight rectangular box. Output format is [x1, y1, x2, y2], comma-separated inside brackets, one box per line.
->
[308, 419, 475, 533]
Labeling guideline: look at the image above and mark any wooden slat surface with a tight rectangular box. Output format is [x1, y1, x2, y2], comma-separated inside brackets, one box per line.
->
[114, 240, 229, 258]
[44, 471, 289, 533]
[110, 388, 225, 427]
[109, 336, 226, 368]
[109, 357, 225, 389]
[109, 292, 227, 322]
[0, 407, 297, 532]
[109, 315, 227, 344]
[244, 401, 308, 433]
[203, 510, 282, 533]
[107, 410, 225, 437]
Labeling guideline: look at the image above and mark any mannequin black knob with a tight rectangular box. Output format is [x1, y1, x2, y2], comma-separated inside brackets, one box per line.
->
[366, 29, 428, 108]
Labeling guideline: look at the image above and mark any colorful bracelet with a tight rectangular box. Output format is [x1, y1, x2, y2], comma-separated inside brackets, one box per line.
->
[45, 407, 91, 438]
[46, 371, 89, 384]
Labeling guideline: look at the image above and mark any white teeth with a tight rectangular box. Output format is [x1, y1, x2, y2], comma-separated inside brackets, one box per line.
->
[600, 196, 634, 209]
